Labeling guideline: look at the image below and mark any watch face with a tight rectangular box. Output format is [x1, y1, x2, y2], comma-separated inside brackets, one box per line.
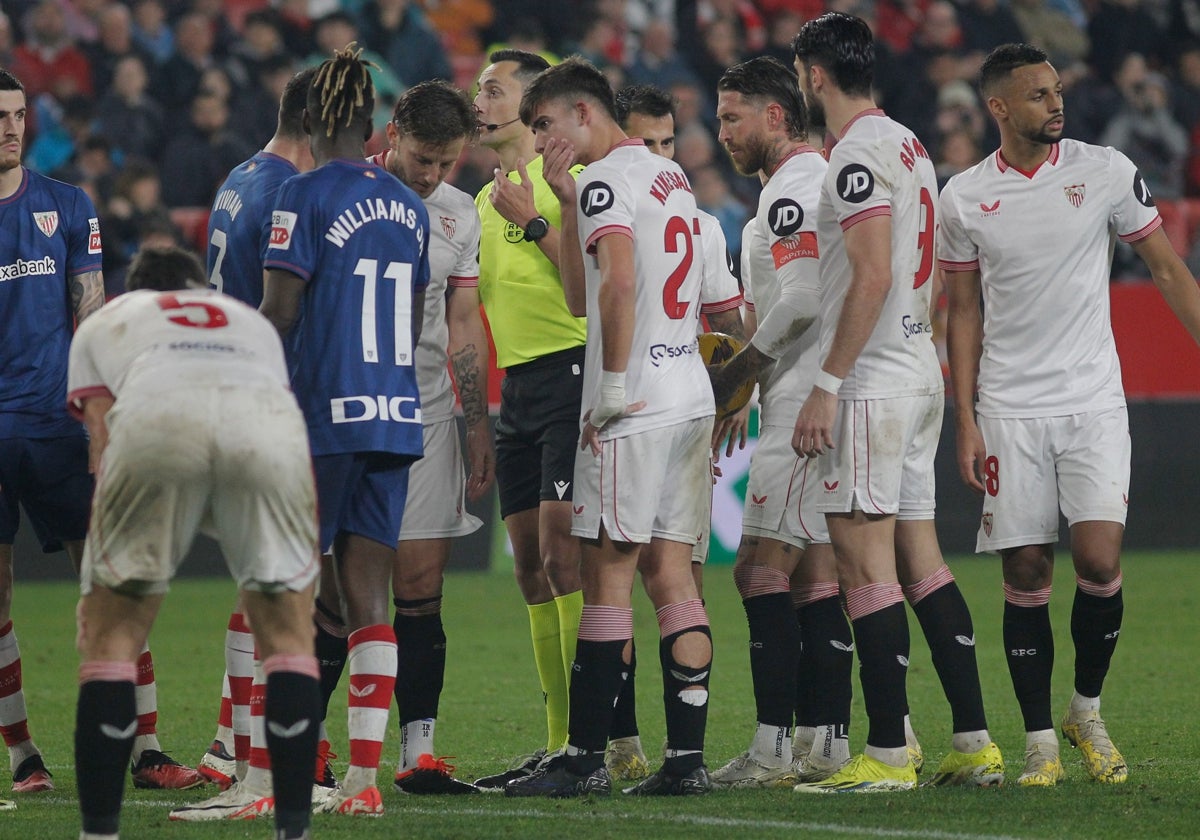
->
[524, 217, 549, 242]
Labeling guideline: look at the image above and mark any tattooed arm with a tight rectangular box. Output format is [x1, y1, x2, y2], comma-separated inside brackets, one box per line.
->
[705, 307, 746, 343]
[70, 270, 105, 324]
[447, 283, 495, 501]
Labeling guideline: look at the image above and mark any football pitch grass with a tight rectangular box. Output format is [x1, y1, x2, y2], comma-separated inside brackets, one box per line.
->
[5, 551, 1199, 839]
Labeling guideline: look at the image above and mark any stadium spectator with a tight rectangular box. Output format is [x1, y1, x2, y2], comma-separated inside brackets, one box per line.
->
[1011, 0, 1090, 69]
[1100, 57, 1190, 200]
[691, 163, 746, 256]
[150, 10, 217, 118]
[83, 2, 154, 95]
[356, 0, 453, 86]
[885, 1, 977, 138]
[689, 17, 745, 97]
[935, 126, 982, 189]
[94, 53, 165, 163]
[229, 55, 302, 152]
[159, 90, 255, 208]
[225, 9, 293, 92]
[627, 18, 702, 91]
[11, 0, 93, 101]
[101, 157, 177, 294]
[1170, 42, 1200, 136]
[421, 0, 494, 60]
[306, 11, 405, 131]
[130, 0, 173, 64]
[1166, 0, 1200, 61]
[956, 0, 1026, 58]
[51, 133, 117, 208]
[24, 92, 92, 174]
[1086, 0, 1163, 84]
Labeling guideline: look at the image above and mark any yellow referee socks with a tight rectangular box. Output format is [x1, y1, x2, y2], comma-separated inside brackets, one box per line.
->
[528, 600, 569, 751]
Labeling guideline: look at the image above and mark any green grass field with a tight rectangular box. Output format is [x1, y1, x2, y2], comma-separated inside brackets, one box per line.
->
[5, 551, 1199, 839]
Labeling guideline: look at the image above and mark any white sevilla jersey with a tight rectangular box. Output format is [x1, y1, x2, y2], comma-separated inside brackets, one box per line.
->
[417, 179, 481, 424]
[938, 139, 1161, 418]
[68, 289, 289, 412]
[817, 110, 942, 399]
[753, 146, 826, 426]
[575, 140, 715, 438]
[697, 208, 743, 315]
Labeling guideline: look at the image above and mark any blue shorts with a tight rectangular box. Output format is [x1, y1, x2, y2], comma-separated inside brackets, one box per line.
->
[0, 435, 94, 551]
[312, 452, 413, 553]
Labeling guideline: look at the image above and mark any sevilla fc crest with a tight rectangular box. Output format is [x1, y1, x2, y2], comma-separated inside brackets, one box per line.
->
[440, 216, 456, 239]
[33, 211, 59, 237]
[1064, 184, 1085, 208]
[982, 513, 993, 537]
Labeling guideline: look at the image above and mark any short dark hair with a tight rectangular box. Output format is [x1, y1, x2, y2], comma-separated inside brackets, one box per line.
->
[278, 66, 317, 140]
[125, 245, 207, 292]
[391, 79, 476, 145]
[0, 68, 25, 94]
[792, 12, 875, 98]
[979, 43, 1050, 96]
[488, 49, 551, 86]
[518, 56, 617, 127]
[717, 56, 807, 140]
[615, 84, 675, 126]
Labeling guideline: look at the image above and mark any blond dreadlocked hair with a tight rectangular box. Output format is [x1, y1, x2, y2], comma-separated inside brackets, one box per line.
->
[310, 43, 378, 138]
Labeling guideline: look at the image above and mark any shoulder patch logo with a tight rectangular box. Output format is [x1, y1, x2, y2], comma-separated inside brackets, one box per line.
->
[270, 210, 297, 249]
[87, 217, 101, 254]
[767, 198, 803, 236]
[1064, 184, 1085, 208]
[440, 216, 456, 240]
[581, 181, 614, 217]
[1133, 172, 1154, 208]
[836, 164, 874, 203]
[33, 211, 58, 238]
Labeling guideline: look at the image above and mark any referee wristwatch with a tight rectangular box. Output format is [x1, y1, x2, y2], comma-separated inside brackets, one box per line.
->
[522, 215, 550, 243]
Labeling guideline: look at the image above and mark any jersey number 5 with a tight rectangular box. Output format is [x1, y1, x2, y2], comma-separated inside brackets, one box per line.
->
[356, 258, 414, 366]
[157, 293, 229, 328]
[663, 216, 700, 319]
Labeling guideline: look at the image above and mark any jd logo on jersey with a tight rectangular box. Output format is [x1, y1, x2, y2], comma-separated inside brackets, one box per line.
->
[581, 182, 614, 217]
[836, 164, 874, 203]
[768, 198, 803, 236]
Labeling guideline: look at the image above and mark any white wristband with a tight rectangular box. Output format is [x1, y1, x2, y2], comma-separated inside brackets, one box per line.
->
[814, 369, 843, 395]
[600, 370, 626, 391]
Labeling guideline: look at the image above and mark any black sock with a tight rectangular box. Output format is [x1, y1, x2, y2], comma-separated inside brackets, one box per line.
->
[265, 670, 320, 838]
[852, 603, 909, 749]
[794, 605, 813, 726]
[1072, 586, 1123, 698]
[743, 592, 800, 727]
[393, 597, 446, 725]
[609, 642, 639, 740]
[1003, 600, 1055, 732]
[314, 598, 348, 719]
[798, 595, 854, 730]
[911, 582, 988, 734]
[76, 679, 136, 835]
[660, 625, 711, 775]
[566, 638, 628, 772]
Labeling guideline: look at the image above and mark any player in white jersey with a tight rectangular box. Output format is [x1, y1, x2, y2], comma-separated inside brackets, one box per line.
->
[940, 44, 1200, 788]
[68, 247, 320, 840]
[372, 80, 492, 795]
[791, 13, 1002, 793]
[507, 57, 715, 798]
[606, 82, 746, 781]
[699, 56, 852, 789]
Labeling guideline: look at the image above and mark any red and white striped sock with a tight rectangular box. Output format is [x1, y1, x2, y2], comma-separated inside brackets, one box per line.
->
[131, 646, 161, 759]
[225, 613, 254, 761]
[344, 625, 397, 793]
[242, 656, 272, 795]
[0, 620, 37, 770]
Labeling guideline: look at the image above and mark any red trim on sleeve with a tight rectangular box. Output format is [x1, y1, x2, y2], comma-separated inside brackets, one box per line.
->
[744, 301, 756, 312]
[840, 205, 891, 231]
[447, 274, 479, 288]
[584, 224, 633, 254]
[1118, 215, 1162, 244]
[700, 293, 744, 314]
[67, 386, 114, 420]
[938, 258, 980, 272]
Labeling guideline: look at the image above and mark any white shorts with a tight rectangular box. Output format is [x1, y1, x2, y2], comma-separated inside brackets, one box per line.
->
[975, 407, 1130, 552]
[572, 417, 713, 546]
[398, 417, 483, 540]
[816, 394, 942, 520]
[743, 423, 829, 548]
[81, 387, 320, 596]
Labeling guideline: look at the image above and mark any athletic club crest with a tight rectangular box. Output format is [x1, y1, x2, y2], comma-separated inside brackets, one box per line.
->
[440, 216, 456, 239]
[1064, 184, 1085, 208]
[982, 513, 994, 537]
[33, 211, 59, 237]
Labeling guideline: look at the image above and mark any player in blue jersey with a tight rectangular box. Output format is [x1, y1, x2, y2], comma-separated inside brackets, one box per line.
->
[260, 45, 430, 818]
[184, 67, 327, 804]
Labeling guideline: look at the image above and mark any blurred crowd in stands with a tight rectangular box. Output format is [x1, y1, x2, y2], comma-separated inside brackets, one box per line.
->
[5, 0, 1200, 296]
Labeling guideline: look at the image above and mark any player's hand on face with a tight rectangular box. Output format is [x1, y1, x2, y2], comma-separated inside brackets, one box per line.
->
[488, 158, 537, 226]
[956, 421, 988, 494]
[464, 426, 495, 502]
[541, 137, 577, 205]
[791, 387, 837, 458]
